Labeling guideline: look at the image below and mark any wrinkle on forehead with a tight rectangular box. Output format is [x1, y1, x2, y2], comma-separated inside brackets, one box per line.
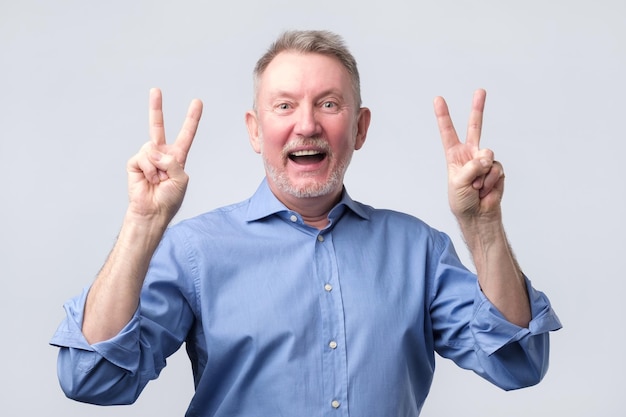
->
[256, 52, 356, 109]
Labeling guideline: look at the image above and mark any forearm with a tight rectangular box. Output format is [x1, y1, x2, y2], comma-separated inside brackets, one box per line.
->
[82, 212, 169, 344]
[459, 217, 531, 328]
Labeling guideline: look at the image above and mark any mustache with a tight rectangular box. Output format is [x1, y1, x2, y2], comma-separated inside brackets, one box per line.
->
[282, 137, 331, 155]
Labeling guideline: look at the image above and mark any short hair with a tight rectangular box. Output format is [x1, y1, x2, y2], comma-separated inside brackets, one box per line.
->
[252, 30, 362, 111]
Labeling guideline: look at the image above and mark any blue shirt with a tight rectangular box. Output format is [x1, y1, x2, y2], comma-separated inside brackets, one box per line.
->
[51, 179, 561, 416]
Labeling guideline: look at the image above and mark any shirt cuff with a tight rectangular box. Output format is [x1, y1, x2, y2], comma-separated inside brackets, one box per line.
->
[471, 277, 562, 356]
[49, 286, 143, 374]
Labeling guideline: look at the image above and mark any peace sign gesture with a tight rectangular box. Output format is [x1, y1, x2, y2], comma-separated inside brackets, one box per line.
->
[127, 88, 203, 224]
[434, 89, 504, 223]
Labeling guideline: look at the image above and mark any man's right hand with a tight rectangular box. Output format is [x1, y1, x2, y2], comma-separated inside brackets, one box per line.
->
[82, 88, 202, 344]
[126, 88, 203, 224]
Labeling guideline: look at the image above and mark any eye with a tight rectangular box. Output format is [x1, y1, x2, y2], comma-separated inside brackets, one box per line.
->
[320, 101, 341, 113]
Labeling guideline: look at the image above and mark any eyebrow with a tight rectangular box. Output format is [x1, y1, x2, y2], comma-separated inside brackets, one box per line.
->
[267, 88, 349, 102]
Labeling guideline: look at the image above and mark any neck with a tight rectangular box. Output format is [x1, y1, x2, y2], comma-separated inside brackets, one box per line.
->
[269, 184, 343, 230]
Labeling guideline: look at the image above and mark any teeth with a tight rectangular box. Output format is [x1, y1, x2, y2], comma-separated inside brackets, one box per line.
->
[290, 150, 321, 157]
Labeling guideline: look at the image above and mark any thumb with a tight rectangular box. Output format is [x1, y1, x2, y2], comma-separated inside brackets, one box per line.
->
[451, 157, 491, 188]
[149, 151, 186, 183]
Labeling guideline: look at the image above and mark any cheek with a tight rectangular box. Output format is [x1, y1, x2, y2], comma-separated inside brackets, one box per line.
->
[258, 129, 287, 164]
[328, 126, 358, 154]
[259, 118, 292, 146]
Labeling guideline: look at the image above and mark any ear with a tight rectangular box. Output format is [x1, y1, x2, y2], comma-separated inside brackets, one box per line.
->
[245, 110, 262, 153]
[354, 107, 371, 150]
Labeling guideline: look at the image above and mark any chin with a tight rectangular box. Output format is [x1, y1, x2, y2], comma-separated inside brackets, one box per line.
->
[284, 180, 340, 199]
[269, 173, 341, 199]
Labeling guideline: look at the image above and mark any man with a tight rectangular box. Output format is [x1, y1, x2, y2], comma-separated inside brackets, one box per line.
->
[51, 30, 561, 416]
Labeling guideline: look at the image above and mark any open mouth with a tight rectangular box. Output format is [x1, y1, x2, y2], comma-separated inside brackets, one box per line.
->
[288, 149, 327, 165]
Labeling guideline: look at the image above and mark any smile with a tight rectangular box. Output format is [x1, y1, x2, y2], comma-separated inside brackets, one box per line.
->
[288, 149, 327, 164]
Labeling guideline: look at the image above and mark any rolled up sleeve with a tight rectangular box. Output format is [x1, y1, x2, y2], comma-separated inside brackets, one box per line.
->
[430, 234, 562, 391]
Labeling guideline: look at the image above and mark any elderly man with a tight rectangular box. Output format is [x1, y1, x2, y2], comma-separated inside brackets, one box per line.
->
[51, 30, 561, 416]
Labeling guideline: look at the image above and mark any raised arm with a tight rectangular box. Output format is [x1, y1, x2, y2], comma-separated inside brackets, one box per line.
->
[82, 88, 203, 343]
[434, 89, 530, 327]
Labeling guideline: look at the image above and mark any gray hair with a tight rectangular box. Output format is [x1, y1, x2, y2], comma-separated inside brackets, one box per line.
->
[252, 30, 362, 111]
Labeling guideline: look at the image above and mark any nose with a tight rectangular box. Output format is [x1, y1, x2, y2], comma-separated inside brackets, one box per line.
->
[294, 105, 322, 138]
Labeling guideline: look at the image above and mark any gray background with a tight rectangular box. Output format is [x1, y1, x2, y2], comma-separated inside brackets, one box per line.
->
[2, 0, 624, 415]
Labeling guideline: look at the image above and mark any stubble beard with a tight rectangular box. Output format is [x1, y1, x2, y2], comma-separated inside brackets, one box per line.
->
[261, 135, 352, 199]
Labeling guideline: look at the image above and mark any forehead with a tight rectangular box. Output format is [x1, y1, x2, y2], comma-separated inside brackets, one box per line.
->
[258, 51, 352, 98]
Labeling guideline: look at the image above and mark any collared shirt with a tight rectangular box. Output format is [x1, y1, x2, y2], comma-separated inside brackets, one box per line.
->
[51, 179, 561, 416]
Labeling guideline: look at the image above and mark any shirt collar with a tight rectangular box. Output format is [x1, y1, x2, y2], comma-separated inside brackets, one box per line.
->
[245, 178, 370, 223]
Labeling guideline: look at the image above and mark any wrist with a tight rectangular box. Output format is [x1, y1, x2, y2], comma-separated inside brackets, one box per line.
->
[120, 209, 170, 245]
[457, 215, 506, 254]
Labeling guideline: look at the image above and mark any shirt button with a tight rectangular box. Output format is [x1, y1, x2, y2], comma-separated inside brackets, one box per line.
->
[324, 283, 333, 292]
[329, 340, 338, 349]
[289, 214, 298, 222]
[317, 235, 324, 242]
[331, 400, 341, 409]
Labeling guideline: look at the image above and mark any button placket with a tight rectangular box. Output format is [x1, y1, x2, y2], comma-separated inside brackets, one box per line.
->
[315, 230, 348, 415]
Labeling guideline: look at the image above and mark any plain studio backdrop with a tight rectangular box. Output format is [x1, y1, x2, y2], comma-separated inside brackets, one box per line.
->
[1, 0, 624, 415]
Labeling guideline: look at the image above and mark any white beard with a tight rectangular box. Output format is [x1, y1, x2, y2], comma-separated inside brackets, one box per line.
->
[260, 135, 352, 199]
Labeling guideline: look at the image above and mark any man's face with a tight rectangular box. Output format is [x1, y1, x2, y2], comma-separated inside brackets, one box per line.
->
[246, 52, 369, 203]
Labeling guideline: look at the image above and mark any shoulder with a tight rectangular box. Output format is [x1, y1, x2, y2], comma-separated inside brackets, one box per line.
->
[354, 200, 441, 234]
[348, 200, 452, 249]
[166, 198, 252, 240]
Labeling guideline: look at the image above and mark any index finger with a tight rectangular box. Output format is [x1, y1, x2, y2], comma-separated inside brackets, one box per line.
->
[434, 95, 460, 152]
[173, 98, 203, 167]
[149, 87, 166, 146]
[466, 89, 486, 149]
